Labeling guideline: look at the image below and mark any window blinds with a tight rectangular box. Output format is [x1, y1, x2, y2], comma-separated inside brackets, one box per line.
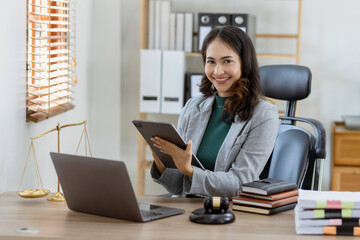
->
[26, 0, 76, 122]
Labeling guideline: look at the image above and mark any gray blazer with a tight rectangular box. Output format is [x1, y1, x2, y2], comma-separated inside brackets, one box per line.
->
[151, 95, 279, 198]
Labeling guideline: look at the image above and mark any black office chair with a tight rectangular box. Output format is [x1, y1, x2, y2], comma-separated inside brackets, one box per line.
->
[259, 65, 326, 190]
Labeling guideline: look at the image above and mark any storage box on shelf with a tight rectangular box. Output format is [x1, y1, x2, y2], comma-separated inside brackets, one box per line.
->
[331, 121, 360, 191]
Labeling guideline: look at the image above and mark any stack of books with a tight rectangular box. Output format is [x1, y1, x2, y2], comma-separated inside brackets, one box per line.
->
[232, 178, 298, 215]
[295, 190, 360, 236]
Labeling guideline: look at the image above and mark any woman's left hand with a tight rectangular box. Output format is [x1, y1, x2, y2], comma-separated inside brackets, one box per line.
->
[150, 137, 194, 178]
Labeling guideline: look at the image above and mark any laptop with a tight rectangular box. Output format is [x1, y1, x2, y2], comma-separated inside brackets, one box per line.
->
[50, 152, 185, 222]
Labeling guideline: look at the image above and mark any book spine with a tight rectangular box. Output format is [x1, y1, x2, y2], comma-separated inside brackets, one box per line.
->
[324, 226, 360, 236]
[296, 226, 360, 236]
[297, 218, 360, 227]
[298, 209, 360, 219]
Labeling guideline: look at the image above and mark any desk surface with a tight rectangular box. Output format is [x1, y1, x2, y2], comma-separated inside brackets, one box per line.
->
[0, 192, 348, 240]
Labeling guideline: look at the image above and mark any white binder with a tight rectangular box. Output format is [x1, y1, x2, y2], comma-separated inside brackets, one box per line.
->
[184, 13, 193, 53]
[140, 49, 162, 113]
[154, 0, 161, 49]
[161, 51, 185, 114]
[160, 1, 170, 50]
[175, 13, 184, 51]
[169, 13, 176, 50]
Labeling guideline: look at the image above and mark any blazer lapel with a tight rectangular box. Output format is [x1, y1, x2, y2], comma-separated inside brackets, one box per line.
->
[215, 116, 248, 171]
[187, 96, 215, 155]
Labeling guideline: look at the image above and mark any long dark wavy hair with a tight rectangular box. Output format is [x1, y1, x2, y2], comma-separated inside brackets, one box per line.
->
[200, 26, 262, 123]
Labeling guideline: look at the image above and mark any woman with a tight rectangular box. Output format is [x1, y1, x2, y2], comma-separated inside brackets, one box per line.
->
[150, 26, 279, 198]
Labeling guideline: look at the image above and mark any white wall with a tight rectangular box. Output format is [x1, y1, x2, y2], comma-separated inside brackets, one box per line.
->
[87, 0, 121, 161]
[120, 0, 360, 194]
[0, 0, 121, 194]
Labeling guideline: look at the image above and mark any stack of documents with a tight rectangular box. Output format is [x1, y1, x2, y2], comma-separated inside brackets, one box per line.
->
[232, 178, 298, 215]
[295, 190, 360, 236]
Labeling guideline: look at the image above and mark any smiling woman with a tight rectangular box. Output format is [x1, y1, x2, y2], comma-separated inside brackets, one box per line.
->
[204, 38, 242, 97]
[200, 26, 262, 123]
[150, 26, 279, 198]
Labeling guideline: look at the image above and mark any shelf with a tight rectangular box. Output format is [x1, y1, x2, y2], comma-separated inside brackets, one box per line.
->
[256, 54, 297, 59]
[140, 160, 153, 170]
[185, 52, 201, 57]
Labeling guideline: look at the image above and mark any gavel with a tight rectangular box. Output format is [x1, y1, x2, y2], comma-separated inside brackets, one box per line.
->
[203, 196, 229, 214]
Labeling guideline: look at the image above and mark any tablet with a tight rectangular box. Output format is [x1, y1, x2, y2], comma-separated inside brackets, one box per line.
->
[132, 120, 205, 170]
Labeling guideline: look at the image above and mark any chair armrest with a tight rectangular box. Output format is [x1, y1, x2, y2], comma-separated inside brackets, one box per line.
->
[279, 116, 326, 159]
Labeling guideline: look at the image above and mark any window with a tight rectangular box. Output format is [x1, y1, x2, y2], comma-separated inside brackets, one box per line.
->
[26, 0, 76, 122]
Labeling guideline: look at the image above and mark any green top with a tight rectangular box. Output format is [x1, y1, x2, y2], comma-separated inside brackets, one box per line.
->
[196, 95, 231, 171]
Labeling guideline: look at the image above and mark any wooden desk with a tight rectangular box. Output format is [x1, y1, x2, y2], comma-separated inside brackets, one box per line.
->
[0, 192, 350, 240]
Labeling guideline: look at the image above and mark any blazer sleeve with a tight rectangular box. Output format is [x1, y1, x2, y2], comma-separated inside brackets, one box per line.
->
[183, 103, 279, 198]
[149, 98, 194, 195]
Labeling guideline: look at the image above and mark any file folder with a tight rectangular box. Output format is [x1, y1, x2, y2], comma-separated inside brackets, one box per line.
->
[184, 13, 193, 52]
[161, 51, 185, 114]
[198, 13, 213, 52]
[140, 49, 162, 113]
[214, 13, 231, 27]
[231, 14, 256, 45]
[154, 0, 161, 49]
[175, 13, 185, 51]
[169, 13, 176, 50]
[160, 1, 170, 50]
[147, 0, 155, 49]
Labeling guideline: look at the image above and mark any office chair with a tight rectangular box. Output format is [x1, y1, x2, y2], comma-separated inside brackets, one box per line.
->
[259, 65, 326, 190]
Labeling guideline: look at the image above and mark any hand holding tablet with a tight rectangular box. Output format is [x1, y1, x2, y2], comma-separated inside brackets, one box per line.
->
[132, 120, 205, 171]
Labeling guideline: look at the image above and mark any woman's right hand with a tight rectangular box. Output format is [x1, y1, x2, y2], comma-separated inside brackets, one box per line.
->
[152, 151, 166, 174]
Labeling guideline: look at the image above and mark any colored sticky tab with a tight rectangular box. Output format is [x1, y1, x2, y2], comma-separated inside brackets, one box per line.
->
[316, 201, 327, 209]
[354, 227, 360, 236]
[314, 209, 325, 218]
[324, 226, 336, 235]
[342, 209, 352, 218]
[329, 219, 342, 225]
[327, 200, 341, 209]
[342, 201, 354, 209]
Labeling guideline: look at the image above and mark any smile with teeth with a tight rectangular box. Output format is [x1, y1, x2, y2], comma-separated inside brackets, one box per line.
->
[213, 77, 230, 84]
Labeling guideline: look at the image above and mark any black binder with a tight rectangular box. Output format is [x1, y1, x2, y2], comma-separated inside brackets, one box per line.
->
[214, 13, 232, 27]
[231, 14, 256, 43]
[198, 13, 213, 51]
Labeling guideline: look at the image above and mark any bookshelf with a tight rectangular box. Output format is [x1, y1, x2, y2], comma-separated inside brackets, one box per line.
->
[137, 0, 303, 195]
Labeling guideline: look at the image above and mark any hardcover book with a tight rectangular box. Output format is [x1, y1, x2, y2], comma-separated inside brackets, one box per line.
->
[232, 202, 296, 215]
[239, 189, 299, 201]
[232, 195, 298, 208]
[241, 178, 297, 195]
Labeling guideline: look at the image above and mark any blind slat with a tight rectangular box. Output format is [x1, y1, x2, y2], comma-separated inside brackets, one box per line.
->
[27, 0, 76, 122]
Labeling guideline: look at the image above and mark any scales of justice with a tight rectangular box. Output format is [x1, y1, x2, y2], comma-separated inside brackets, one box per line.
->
[17, 120, 92, 202]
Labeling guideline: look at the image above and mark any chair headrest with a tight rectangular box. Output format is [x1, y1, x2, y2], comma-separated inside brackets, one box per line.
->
[260, 65, 312, 101]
